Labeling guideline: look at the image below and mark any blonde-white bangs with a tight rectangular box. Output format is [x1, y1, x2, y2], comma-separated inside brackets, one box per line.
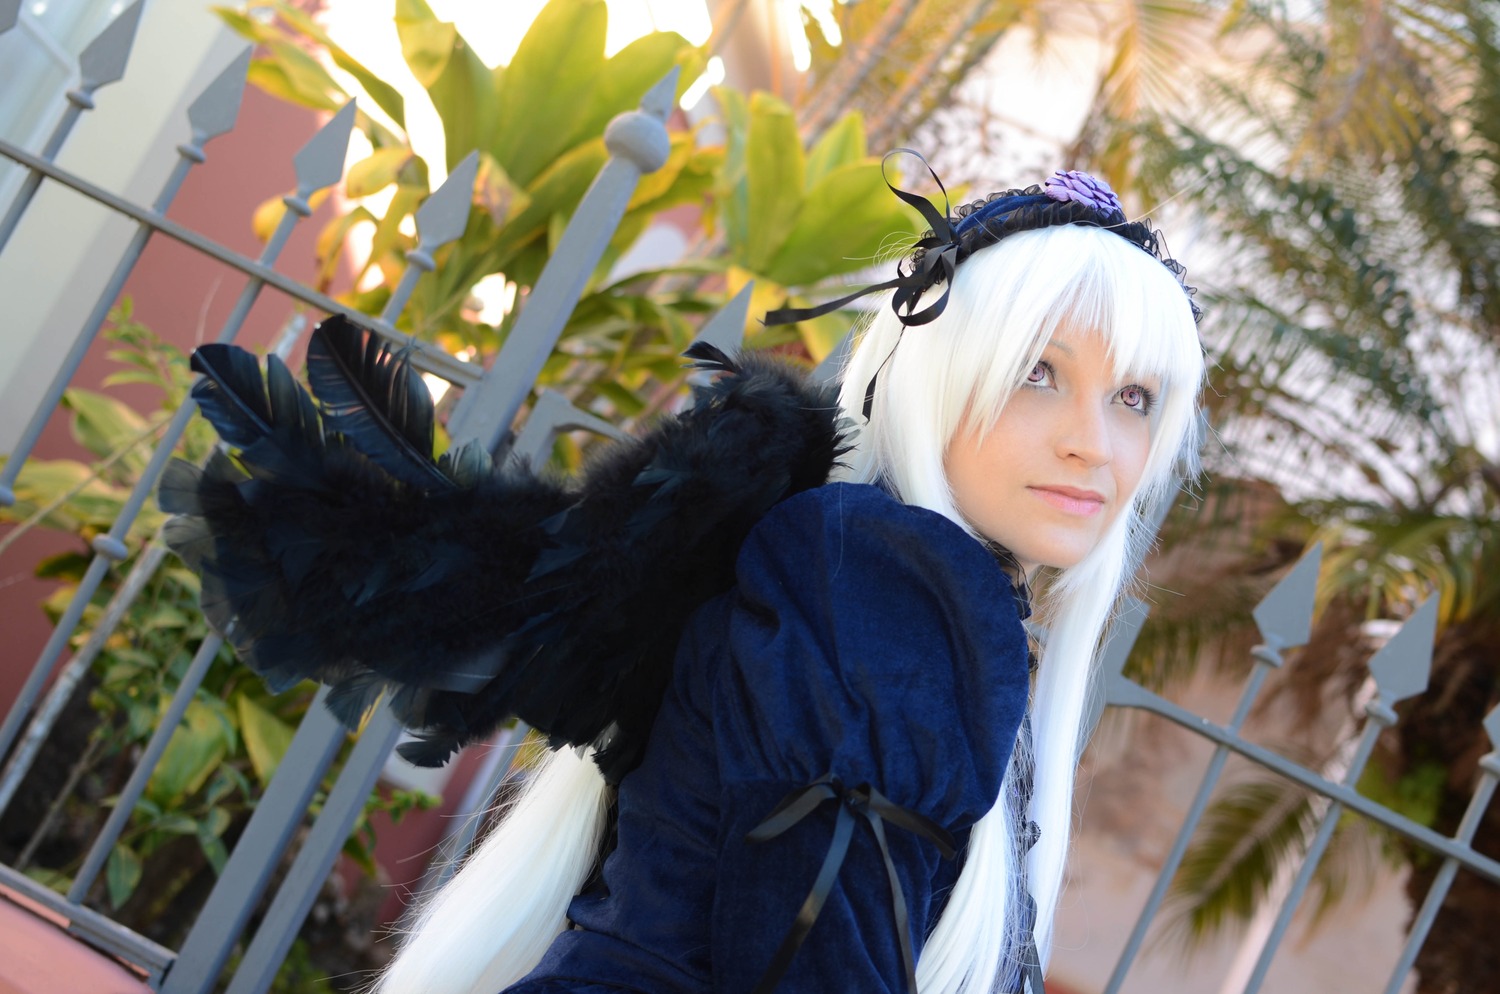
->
[841, 222, 1204, 528]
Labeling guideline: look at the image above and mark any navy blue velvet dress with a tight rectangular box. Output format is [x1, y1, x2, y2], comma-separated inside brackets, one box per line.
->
[505, 483, 1033, 994]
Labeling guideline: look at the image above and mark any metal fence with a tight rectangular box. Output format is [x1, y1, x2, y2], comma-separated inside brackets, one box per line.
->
[0, 6, 1494, 994]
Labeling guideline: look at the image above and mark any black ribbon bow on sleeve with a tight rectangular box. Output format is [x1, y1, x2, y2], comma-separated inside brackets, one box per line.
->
[745, 775, 957, 994]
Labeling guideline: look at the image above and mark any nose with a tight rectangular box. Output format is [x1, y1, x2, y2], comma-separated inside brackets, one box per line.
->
[1056, 396, 1112, 467]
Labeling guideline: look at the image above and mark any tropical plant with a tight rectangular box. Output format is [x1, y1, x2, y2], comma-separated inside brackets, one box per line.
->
[215, 0, 920, 393]
[1074, 1, 1500, 987]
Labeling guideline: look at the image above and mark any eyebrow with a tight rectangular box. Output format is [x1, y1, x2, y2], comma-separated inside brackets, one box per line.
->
[1044, 339, 1076, 358]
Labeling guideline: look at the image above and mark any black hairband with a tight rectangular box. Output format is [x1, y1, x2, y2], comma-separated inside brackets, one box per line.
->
[761, 150, 1201, 417]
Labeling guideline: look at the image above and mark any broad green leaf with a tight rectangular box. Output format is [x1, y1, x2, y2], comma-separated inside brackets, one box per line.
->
[263, 38, 346, 110]
[155, 813, 198, 835]
[490, 0, 608, 187]
[577, 29, 702, 147]
[268, 1, 407, 127]
[62, 388, 152, 466]
[476, 152, 532, 228]
[765, 161, 920, 287]
[712, 85, 749, 249]
[488, 138, 611, 267]
[804, 112, 867, 190]
[347, 148, 414, 198]
[363, 183, 426, 280]
[396, 0, 497, 170]
[106, 843, 142, 909]
[8, 459, 129, 530]
[198, 822, 229, 875]
[145, 699, 230, 805]
[236, 693, 296, 787]
[244, 58, 341, 113]
[796, 310, 851, 364]
[315, 205, 377, 292]
[744, 92, 804, 273]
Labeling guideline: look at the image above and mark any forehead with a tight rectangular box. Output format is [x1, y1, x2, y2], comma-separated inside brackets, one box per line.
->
[1040, 319, 1161, 382]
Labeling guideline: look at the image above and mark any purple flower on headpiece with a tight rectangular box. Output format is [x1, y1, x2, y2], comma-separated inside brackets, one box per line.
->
[1044, 170, 1124, 219]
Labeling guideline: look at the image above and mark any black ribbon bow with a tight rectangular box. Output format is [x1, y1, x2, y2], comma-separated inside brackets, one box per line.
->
[763, 149, 959, 335]
[745, 775, 957, 994]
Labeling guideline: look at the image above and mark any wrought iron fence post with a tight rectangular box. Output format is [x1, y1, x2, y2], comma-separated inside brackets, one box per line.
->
[1239, 597, 1438, 994]
[1382, 705, 1500, 994]
[450, 67, 679, 453]
[1103, 545, 1323, 994]
[0, 0, 143, 251]
[0, 100, 357, 768]
[0, 48, 251, 508]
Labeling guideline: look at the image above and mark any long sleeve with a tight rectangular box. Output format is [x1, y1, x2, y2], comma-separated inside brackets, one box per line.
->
[708, 484, 1032, 993]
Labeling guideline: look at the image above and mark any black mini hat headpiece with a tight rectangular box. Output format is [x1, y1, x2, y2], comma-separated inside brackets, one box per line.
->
[763, 150, 1201, 331]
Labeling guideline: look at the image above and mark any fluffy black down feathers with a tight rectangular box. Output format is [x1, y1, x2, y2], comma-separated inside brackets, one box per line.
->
[159, 316, 850, 783]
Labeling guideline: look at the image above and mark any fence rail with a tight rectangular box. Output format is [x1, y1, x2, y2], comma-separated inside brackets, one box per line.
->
[0, 6, 1494, 994]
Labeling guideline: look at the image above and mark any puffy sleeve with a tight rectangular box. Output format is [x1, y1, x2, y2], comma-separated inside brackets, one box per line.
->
[710, 483, 1031, 994]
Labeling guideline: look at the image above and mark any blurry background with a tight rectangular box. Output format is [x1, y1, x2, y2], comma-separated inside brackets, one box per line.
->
[1, 2, 1495, 992]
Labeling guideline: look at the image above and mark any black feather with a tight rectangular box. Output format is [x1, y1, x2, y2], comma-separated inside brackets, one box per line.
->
[162, 313, 848, 784]
[305, 315, 451, 492]
[190, 345, 276, 448]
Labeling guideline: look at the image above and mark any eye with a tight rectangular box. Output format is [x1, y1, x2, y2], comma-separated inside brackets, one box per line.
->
[1025, 361, 1054, 387]
[1118, 384, 1157, 415]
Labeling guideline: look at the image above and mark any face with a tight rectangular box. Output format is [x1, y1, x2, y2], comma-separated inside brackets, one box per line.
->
[943, 322, 1156, 573]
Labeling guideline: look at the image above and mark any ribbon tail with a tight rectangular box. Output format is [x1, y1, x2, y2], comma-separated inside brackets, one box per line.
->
[750, 806, 857, 994]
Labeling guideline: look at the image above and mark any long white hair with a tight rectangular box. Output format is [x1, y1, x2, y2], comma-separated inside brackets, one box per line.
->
[375, 222, 1204, 994]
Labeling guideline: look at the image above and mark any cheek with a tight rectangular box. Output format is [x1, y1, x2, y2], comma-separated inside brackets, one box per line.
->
[1113, 418, 1153, 495]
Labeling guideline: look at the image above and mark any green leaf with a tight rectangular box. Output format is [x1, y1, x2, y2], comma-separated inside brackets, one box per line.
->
[106, 843, 142, 909]
[62, 388, 153, 466]
[245, 58, 342, 113]
[156, 813, 198, 835]
[236, 693, 296, 787]
[396, 0, 498, 170]
[488, 138, 611, 267]
[743, 92, 804, 273]
[795, 310, 851, 364]
[198, 822, 229, 875]
[267, 1, 406, 127]
[145, 699, 231, 805]
[576, 28, 702, 148]
[766, 161, 920, 287]
[264, 38, 347, 109]
[804, 112, 867, 189]
[490, 0, 608, 187]
[475, 152, 532, 228]
[347, 148, 414, 198]
[7, 459, 129, 531]
[713, 85, 749, 252]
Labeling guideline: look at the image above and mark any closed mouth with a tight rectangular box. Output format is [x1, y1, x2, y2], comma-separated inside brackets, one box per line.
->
[1029, 486, 1106, 515]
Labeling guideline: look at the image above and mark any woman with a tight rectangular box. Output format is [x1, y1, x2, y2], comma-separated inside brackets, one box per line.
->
[366, 168, 1204, 994]
[163, 168, 1203, 994]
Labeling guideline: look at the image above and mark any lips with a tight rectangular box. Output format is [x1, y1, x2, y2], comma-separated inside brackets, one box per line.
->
[1028, 485, 1106, 515]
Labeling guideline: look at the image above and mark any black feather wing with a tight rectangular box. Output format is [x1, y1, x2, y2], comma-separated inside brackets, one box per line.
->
[164, 316, 849, 783]
[391, 344, 851, 780]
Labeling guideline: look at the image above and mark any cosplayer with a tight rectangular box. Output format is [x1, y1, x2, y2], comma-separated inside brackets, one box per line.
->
[159, 161, 1204, 994]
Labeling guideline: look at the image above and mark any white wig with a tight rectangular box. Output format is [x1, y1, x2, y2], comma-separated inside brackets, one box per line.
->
[834, 221, 1204, 992]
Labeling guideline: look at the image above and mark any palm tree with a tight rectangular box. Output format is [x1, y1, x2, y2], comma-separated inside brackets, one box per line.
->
[1077, 1, 1499, 989]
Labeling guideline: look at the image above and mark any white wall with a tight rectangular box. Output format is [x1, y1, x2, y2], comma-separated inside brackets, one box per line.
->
[0, 0, 241, 454]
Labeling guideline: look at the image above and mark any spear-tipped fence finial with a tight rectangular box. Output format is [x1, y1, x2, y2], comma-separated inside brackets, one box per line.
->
[185, 48, 252, 152]
[380, 150, 479, 322]
[691, 281, 752, 358]
[77, 0, 144, 95]
[289, 100, 357, 208]
[1366, 596, 1438, 713]
[1251, 542, 1322, 655]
